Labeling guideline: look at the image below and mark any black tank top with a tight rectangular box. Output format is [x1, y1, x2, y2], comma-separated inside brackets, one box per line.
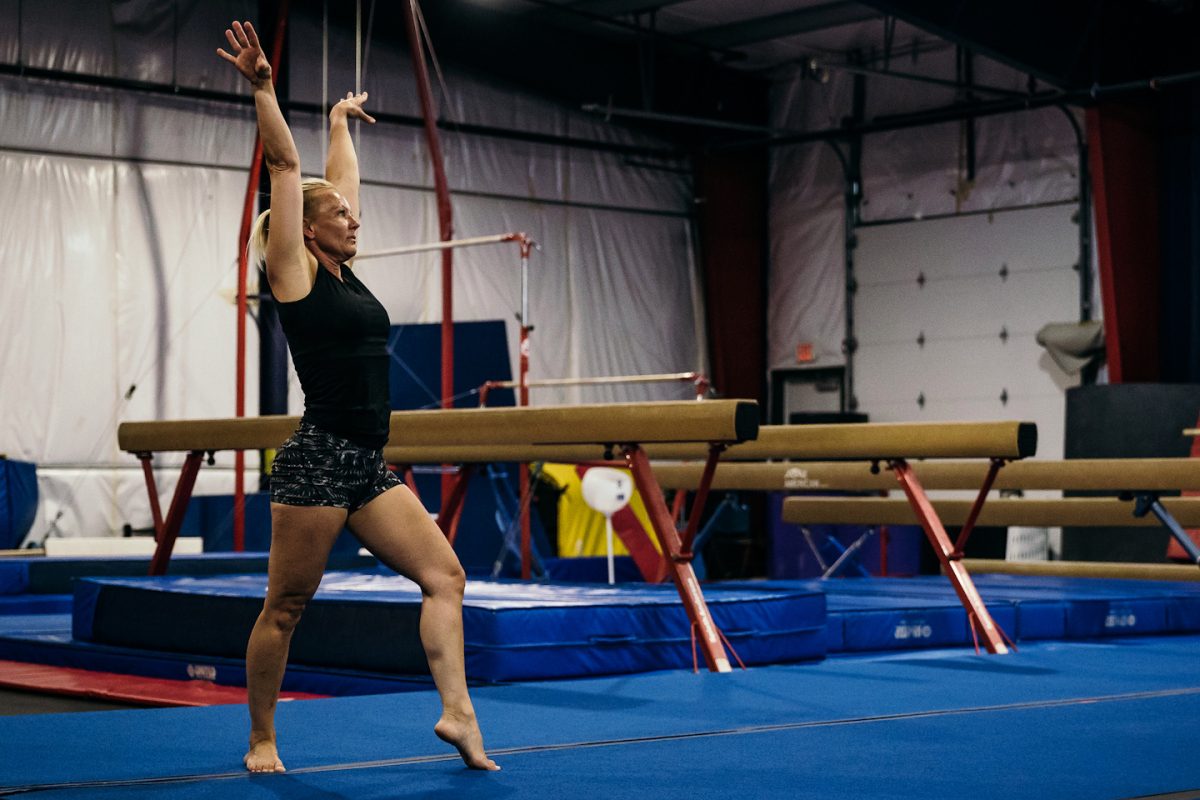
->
[275, 265, 391, 449]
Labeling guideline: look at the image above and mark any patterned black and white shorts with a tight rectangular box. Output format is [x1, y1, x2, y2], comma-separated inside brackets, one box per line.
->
[270, 422, 400, 512]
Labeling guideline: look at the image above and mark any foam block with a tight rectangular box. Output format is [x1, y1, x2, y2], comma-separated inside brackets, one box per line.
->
[72, 573, 827, 681]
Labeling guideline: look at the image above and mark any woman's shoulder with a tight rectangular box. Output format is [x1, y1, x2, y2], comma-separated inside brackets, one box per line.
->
[270, 251, 320, 305]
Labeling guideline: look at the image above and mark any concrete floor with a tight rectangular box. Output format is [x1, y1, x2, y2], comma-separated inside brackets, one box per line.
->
[0, 687, 139, 716]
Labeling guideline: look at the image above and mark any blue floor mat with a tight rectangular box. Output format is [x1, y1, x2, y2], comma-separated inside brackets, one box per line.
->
[2, 635, 1199, 799]
[0, 613, 432, 697]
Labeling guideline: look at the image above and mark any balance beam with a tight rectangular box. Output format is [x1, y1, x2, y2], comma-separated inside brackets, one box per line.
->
[119, 400, 759, 674]
[686, 420, 1033, 655]
[963, 558, 1200, 582]
[380, 420, 1033, 466]
[780, 497, 1200, 527]
[653, 458, 1200, 492]
[718, 421, 1035, 461]
[118, 400, 757, 453]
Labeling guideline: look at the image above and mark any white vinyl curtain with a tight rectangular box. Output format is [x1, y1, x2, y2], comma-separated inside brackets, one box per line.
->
[0, 0, 703, 540]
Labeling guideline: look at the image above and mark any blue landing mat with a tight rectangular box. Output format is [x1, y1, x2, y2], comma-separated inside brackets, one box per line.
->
[0, 551, 377, 595]
[2, 636, 1199, 799]
[727, 575, 1200, 652]
[0, 593, 70, 615]
[72, 574, 827, 681]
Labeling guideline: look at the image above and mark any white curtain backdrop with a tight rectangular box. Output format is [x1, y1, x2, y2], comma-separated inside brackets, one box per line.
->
[0, 1, 704, 540]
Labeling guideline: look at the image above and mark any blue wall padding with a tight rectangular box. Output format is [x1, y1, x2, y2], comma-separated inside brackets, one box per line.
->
[0, 459, 38, 550]
[0, 562, 30, 595]
[72, 573, 826, 681]
[541, 556, 643, 583]
[180, 493, 362, 555]
[767, 492, 923, 578]
[387, 320, 515, 411]
[0, 551, 376, 595]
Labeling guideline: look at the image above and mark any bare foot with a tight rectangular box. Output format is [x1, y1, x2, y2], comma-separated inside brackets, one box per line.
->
[244, 738, 286, 773]
[435, 712, 500, 771]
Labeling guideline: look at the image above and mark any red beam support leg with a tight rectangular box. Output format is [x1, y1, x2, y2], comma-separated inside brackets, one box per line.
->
[149, 451, 205, 577]
[624, 445, 731, 673]
[889, 458, 1009, 654]
[680, 444, 725, 557]
[438, 466, 474, 545]
[671, 489, 688, 527]
[519, 462, 532, 579]
[952, 458, 1005, 556]
[136, 454, 165, 537]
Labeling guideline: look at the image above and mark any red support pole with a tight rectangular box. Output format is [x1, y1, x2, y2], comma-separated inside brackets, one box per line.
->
[624, 445, 731, 673]
[401, 1, 456, 514]
[438, 466, 474, 545]
[234, 4, 290, 553]
[402, 466, 420, 499]
[518, 323, 532, 578]
[1086, 102, 1162, 383]
[148, 452, 205, 576]
[889, 459, 1009, 654]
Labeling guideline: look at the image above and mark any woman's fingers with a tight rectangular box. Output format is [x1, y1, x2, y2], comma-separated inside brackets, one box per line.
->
[216, 47, 236, 64]
[243, 21, 262, 49]
[331, 91, 373, 122]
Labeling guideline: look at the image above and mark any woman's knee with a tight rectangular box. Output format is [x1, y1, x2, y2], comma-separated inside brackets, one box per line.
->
[420, 561, 466, 598]
[261, 591, 312, 633]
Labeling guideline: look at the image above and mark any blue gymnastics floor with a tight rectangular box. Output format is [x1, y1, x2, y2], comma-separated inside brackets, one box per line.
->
[2, 635, 1199, 799]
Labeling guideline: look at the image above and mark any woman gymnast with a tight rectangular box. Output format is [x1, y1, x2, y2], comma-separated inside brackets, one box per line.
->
[217, 20, 498, 773]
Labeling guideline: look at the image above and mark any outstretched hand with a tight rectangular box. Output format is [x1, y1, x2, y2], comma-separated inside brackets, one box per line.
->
[217, 21, 271, 86]
[331, 92, 376, 125]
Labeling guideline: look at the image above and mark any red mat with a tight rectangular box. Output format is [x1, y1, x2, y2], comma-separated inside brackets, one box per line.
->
[0, 659, 326, 707]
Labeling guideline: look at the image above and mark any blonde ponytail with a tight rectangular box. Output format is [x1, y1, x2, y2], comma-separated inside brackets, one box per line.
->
[246, 178, 339, 269]
[248, 208, 271, 268]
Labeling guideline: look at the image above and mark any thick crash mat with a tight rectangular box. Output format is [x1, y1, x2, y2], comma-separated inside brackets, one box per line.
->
[723, 575, 1200, 652]
[0, 551, 377, 595]
[72, 573, 826, 682]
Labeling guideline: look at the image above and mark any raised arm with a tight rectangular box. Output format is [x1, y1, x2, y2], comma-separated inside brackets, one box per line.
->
[217, 21, 310, 302]
[326, 92, 376, 219]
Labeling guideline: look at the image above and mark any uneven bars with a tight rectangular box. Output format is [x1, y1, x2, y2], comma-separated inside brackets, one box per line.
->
[479, 372, 711, 405]
[355, 232, 535, 261]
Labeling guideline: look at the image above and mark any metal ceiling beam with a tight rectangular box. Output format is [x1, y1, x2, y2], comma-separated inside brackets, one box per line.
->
[717, 65, 1200, 153]
[853, 0, 1103, 89]
[690, 2, 882, 48]
[558, 0, 691, 16]
[513, 0, 748, 60]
